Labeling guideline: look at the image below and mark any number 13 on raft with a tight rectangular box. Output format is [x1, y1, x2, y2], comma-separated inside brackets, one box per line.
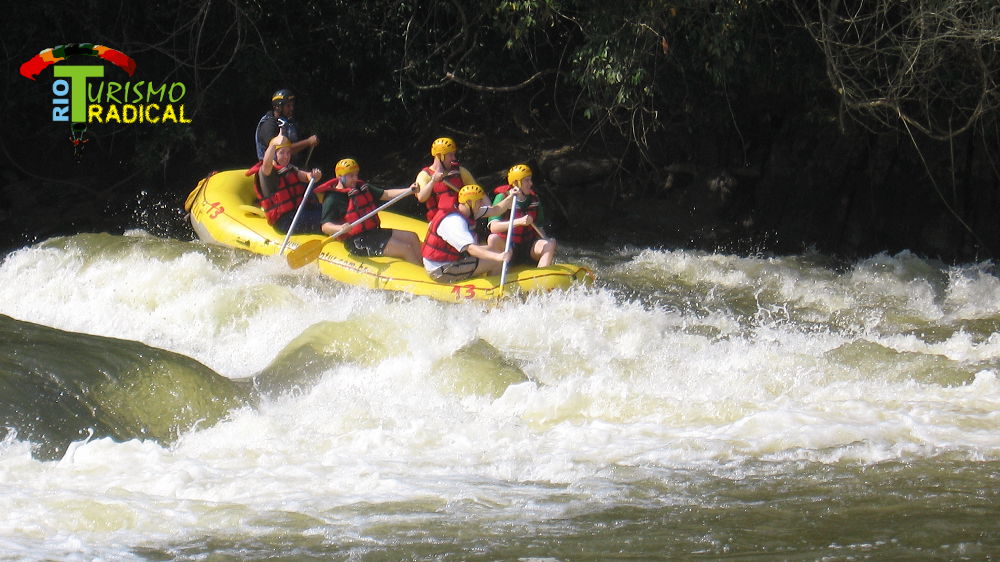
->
[451, 284, 476, 300]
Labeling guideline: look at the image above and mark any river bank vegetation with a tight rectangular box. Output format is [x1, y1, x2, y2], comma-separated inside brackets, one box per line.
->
[3, 0, 999, 261]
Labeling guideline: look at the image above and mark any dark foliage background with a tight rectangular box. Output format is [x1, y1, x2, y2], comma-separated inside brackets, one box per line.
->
[2, 0, 999, 262]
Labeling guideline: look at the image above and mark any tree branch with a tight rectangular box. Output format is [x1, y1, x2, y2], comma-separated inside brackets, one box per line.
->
[443, 68, 565, 92]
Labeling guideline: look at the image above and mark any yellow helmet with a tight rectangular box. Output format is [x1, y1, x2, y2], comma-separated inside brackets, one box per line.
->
[457, 184, 485, 206]
[431, 137, 457, 159]
[335, 158, 360, 176]
[507, 164, 532, 186]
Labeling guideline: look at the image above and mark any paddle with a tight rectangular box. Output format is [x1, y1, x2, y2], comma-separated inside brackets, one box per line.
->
[286, 188, 414, 269]
[303, 143, 315, 167]
[277, 177, 318, 256]
[497, 194, 518, 298]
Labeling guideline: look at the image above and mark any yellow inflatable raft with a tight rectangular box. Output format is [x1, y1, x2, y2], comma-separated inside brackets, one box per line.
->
[184, 169, 593, 302]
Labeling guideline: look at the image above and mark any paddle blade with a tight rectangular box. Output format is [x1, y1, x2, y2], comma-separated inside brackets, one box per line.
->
[285, 238, 326, 269]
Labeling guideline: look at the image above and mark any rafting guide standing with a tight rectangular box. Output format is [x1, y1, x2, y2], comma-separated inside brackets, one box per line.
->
[255, 89, 318, 164]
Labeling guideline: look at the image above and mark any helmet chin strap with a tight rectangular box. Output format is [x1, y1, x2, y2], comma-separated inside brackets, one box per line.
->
[512, 180, 527, 201]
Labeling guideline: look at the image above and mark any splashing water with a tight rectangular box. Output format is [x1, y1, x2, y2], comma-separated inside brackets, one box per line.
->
[2, 235, 1000, 560]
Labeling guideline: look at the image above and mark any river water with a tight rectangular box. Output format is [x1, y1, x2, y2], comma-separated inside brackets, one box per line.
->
[2, 231, 1000, 561]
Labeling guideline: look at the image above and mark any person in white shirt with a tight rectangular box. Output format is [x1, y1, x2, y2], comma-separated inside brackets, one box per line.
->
[421, 184, 518, 282]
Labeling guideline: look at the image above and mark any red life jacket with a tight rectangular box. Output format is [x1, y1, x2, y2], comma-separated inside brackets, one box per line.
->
[331, 183, 381, 237]
[422, 166, 462, 221]
[422, 209, 476, 263]
[493, 185, 540, 246]
[250, 161, 305, 226]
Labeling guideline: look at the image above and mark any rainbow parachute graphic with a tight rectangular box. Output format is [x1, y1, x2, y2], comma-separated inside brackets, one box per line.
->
[20, 43, 135, 81]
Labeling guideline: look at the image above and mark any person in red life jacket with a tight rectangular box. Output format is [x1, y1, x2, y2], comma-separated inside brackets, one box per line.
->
[421, 184, 521, 283]
[252, 134, 323, 234]
[319, 158, 423, 265]
[414, 137, 479, 221]
[487, 164, 557, 267]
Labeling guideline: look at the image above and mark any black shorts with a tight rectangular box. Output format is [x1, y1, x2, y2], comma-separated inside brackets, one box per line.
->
[428, 254, 480, 282]
[346, 227, 394, 257]
[510, 241, 535, 267]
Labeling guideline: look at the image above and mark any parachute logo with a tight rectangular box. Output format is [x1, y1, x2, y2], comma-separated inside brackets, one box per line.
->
[20, 43, 135, 81]
[20, 43, 138, 162]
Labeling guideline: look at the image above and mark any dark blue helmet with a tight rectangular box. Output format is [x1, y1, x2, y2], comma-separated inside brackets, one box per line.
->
[271, 89, 295, 108]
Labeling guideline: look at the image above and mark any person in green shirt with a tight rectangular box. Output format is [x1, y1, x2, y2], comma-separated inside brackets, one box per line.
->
[320, 158, 422, 265]
[487, 164, 557, 267]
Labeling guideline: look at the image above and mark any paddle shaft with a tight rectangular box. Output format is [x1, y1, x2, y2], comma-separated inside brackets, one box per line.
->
[498, 195, 518, 294]
[285, 188, 414, 269]
[303, 144, 315, 167]
[331, 188, 413, 239]
[278, 176, 317, 255]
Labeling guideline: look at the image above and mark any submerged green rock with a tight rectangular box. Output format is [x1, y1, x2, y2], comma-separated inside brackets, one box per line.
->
[0, 314, 251, 460]
[430, 338, 528, 398]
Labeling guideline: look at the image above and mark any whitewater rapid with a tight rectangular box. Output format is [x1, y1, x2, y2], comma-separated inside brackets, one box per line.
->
[3, 231, 1000, 560]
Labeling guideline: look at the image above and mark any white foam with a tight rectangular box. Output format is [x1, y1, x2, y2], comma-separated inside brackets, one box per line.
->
[4, 240, 1000, 558]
